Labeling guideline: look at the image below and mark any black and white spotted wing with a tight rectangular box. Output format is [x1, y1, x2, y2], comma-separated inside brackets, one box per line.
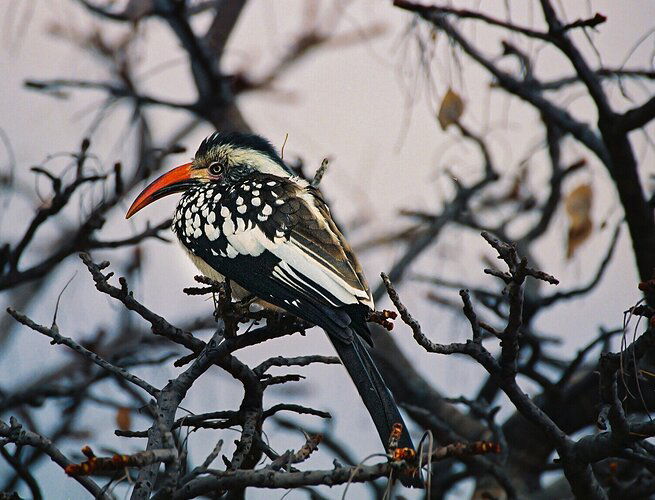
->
[172, 173, 373, 340]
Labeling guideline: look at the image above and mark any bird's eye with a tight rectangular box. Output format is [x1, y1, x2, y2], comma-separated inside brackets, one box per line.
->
[208, 162, 222, 176]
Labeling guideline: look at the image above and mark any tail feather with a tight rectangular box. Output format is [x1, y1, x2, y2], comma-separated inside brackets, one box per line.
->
[283, 300, 422, 487]
[326, 327, 423, 488]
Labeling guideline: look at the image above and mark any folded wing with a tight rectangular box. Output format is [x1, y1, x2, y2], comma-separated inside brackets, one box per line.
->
[188, 174, 373, 338]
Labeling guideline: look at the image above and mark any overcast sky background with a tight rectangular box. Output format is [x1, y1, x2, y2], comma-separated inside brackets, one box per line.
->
[1, 1, 654, 498]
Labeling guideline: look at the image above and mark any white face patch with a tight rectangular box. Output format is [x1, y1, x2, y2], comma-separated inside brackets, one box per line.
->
[237, 204, 247, 214]
[225, 148, 291, 178]
[252, 197, 261, 207]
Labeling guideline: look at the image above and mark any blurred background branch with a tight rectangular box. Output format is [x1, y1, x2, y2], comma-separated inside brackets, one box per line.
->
[1, 0, 655, 498]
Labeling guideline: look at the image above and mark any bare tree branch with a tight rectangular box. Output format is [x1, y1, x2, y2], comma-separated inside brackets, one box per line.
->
[0, 418, 109, 499]
[6, 307, 160, 397]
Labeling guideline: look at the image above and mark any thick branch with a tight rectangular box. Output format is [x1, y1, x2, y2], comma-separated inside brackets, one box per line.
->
[538, 0, 612, 118]
[619, 95, 655, 132]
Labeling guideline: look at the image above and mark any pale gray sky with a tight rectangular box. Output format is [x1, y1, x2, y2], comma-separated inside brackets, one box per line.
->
[1, 1, 654, 498]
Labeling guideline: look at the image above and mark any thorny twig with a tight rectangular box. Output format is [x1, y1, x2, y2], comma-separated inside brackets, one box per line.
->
[65, 445, 178, 476]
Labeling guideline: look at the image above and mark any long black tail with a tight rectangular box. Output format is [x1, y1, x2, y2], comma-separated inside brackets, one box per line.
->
[326, 329, 423, 488]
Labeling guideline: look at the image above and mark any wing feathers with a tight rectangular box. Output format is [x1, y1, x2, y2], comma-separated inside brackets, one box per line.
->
[180, 173, 374, 314]
[215, 176, 373, 310]
[223, 222, 364, 307]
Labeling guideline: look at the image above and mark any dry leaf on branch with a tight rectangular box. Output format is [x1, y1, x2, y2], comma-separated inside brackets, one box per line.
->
[565, 183, 593, 258]
[437, 88, 465, 129]
[116, 407, 131, 432]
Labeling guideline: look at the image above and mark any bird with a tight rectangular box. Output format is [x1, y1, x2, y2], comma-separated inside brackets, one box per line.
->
[126, 131, 422, 487]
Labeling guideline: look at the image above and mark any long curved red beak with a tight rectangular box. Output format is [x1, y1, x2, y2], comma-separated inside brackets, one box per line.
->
[126, 162, 193, 219]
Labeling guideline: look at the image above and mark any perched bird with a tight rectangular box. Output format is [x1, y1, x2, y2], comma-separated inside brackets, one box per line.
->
[126, 132, 421, 487]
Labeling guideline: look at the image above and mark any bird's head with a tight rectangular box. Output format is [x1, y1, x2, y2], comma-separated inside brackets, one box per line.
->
[126, 132, 292, 218]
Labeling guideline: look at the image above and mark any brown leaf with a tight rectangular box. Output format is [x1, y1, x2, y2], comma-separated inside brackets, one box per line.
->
[565, 184, 593, 258]
[437, 88, 465, 129]
[116, 407, 131, 432]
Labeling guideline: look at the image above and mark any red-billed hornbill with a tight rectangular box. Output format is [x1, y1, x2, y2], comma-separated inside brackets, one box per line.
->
[126, 132, 421, 487]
